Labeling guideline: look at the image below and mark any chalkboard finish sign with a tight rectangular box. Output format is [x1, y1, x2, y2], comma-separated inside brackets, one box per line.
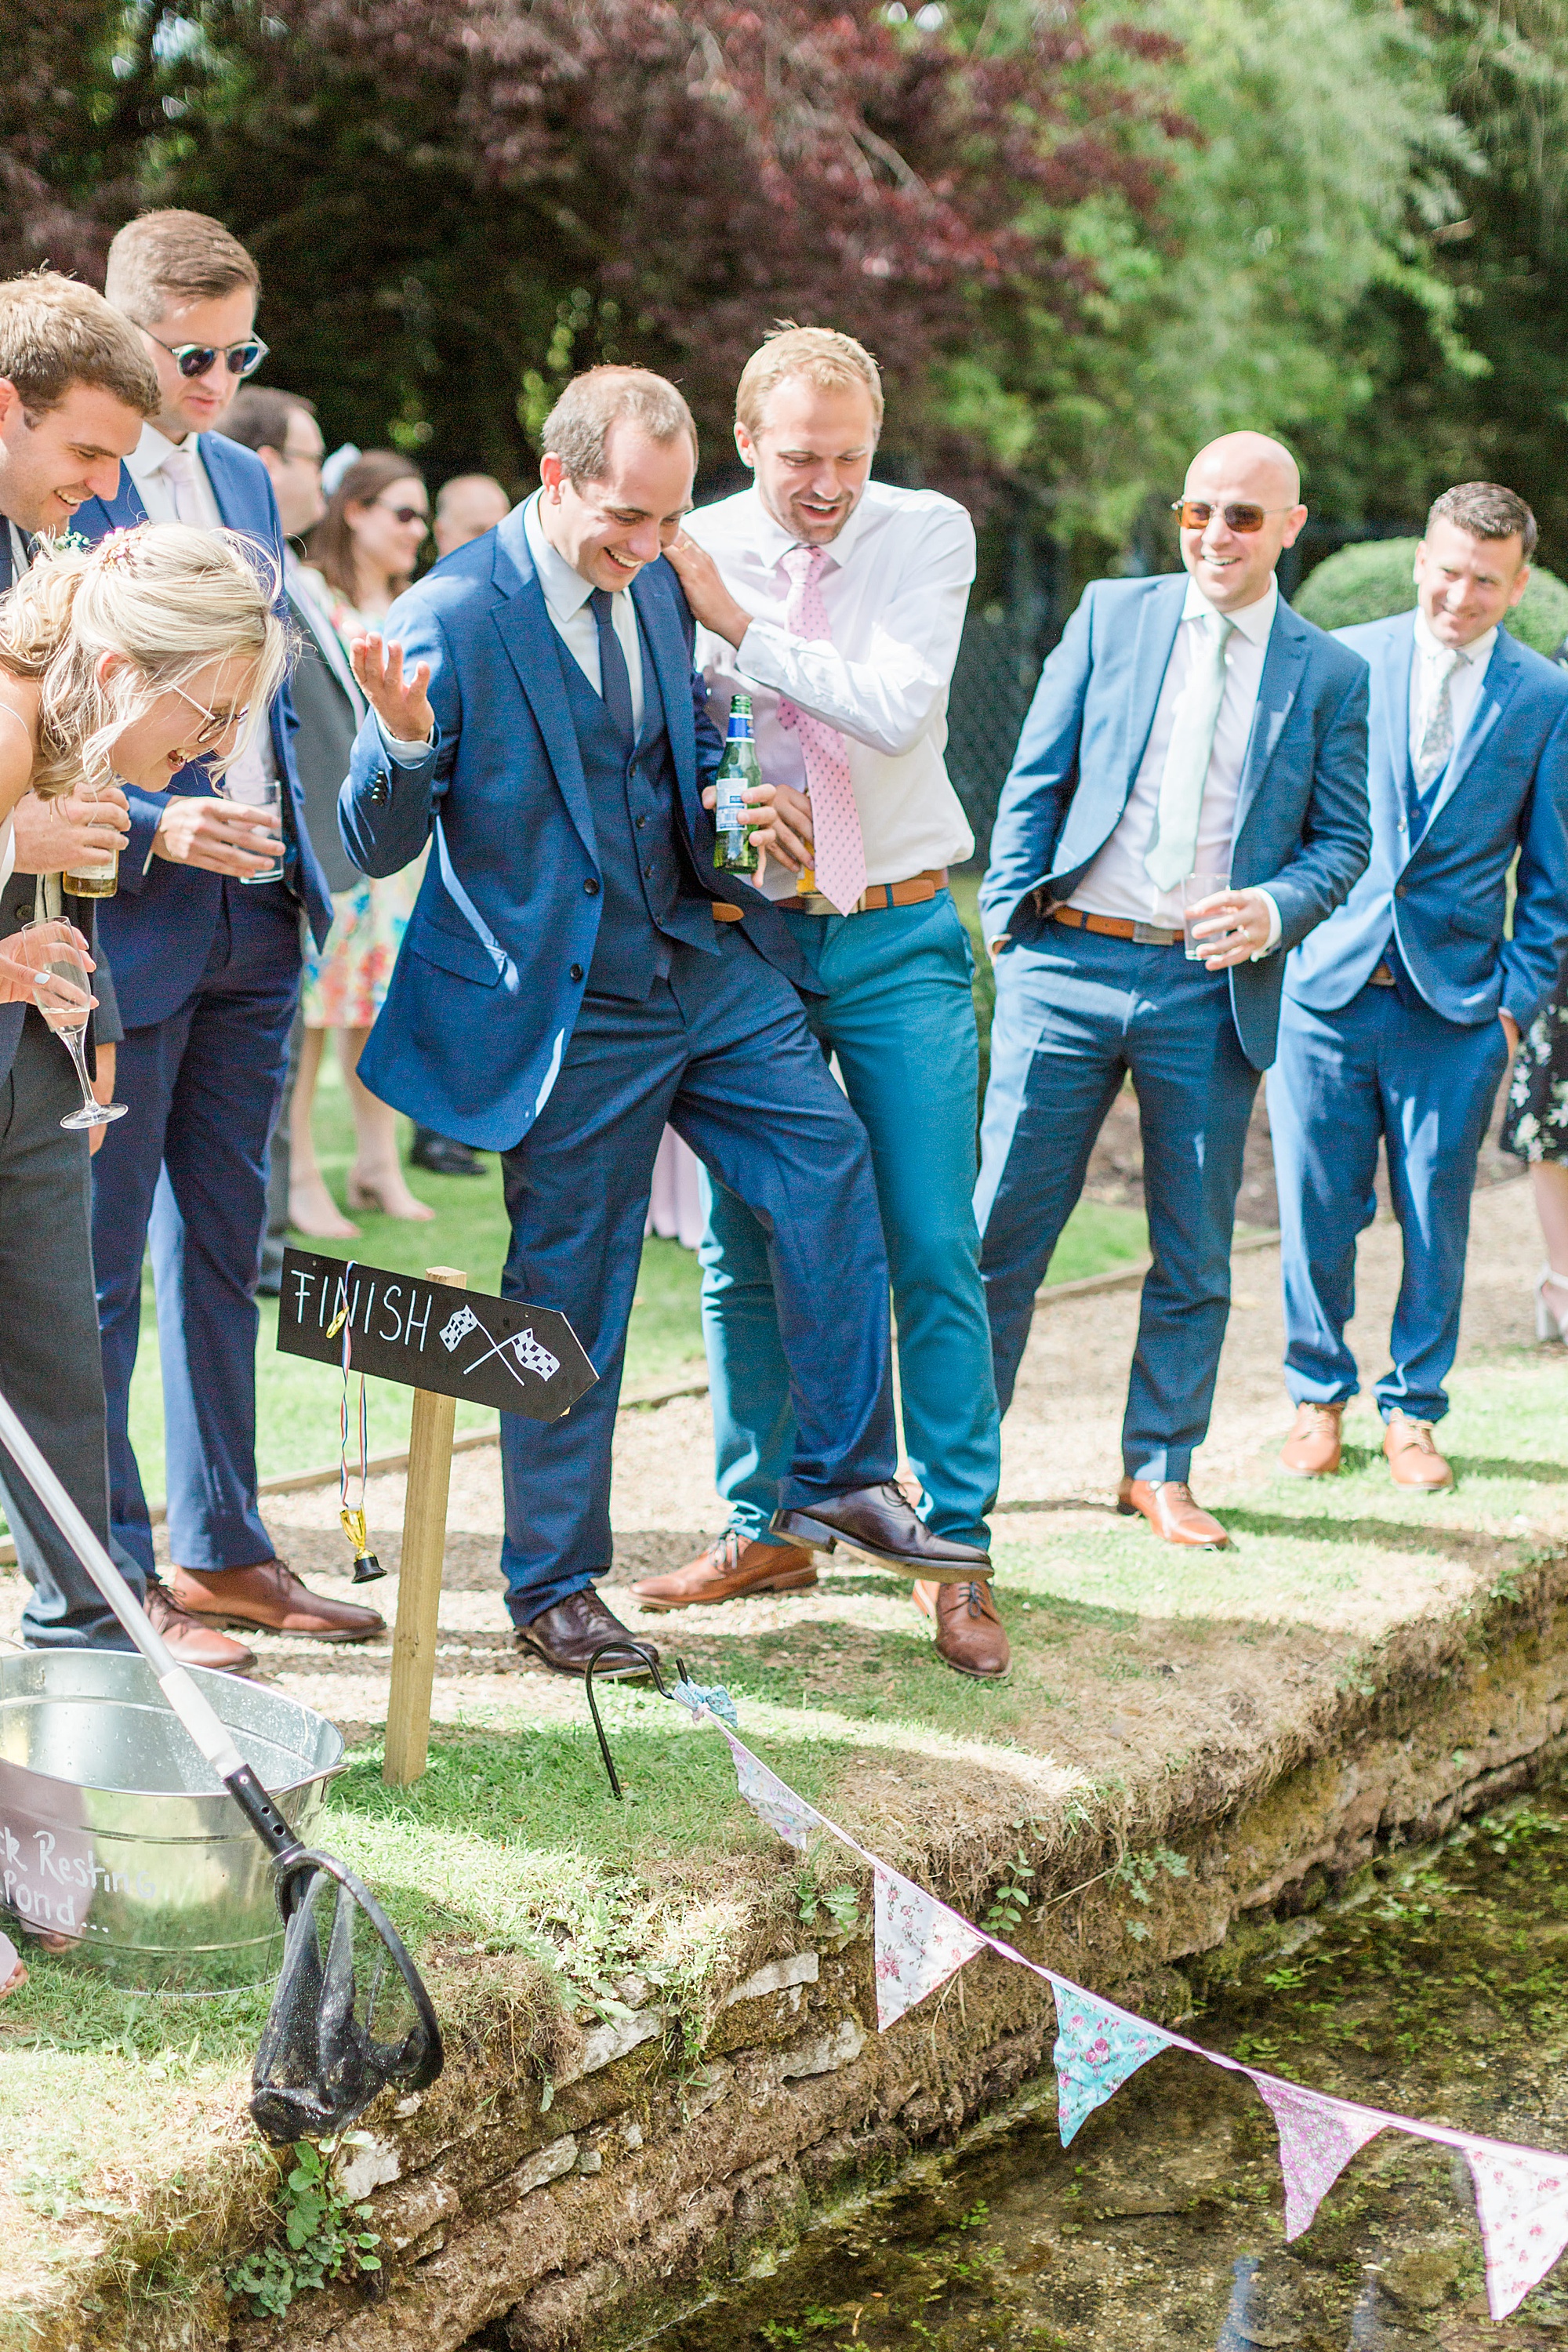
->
[276, 1249, 596, 1421]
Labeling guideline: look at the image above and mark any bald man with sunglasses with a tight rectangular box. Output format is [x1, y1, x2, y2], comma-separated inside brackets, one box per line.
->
[977, 434, 1371, 1551]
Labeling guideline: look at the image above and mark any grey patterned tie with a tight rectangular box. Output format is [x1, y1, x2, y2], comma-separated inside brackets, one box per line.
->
[1413, 649, 1465, 796]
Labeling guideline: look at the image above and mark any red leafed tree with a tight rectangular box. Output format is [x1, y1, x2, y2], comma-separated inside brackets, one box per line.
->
[2, 0, 1181, 493]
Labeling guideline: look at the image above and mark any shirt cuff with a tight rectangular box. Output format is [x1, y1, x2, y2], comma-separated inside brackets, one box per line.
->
[378, 718, 435, 767]
[1250, 889, 1283, 960]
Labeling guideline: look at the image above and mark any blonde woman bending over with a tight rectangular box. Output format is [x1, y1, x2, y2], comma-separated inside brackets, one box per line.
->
[0, 521, 292, 1707]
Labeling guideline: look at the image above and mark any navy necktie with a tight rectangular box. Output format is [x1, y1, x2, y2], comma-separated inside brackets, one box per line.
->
[588, 587, 636, 754]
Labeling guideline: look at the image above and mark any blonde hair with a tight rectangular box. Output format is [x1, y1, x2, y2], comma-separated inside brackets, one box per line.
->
[735, 325, 883, 441]
[0, 524, 287, 799]
[0, 270, 158, 418]
[104, 210, 260, 328]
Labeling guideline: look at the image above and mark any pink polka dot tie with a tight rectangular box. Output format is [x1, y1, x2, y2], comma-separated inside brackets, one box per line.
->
[777, 546, 866, 915]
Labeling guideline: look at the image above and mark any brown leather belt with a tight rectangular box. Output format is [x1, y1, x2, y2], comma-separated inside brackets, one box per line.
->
[784, 868, 948, 918]
[1051, 903, 1181, 948]
[1368, 960, 1396, 986]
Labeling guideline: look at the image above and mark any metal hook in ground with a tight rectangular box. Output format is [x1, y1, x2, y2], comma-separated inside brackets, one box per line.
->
[582, 1641, 668, 1800]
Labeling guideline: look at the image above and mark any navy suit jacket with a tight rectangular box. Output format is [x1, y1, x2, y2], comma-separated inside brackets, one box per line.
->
[339, 509, 819, 1152]
[1287, 612, 1568, 1029]
[979, 574, 1373, 1069]
[71, 432, 333, 1026]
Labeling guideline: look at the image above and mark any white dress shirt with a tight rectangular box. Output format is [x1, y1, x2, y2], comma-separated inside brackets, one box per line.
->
[1069, 575, 1281, 949]
[382, 491, 643, 764]
[685, 479, 975, 898]
[1409, 607, 1495, 775]
[125, 422, 224, 531]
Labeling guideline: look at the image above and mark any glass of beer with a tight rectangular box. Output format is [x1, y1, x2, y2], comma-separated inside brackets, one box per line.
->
[61, 777, 123, 900]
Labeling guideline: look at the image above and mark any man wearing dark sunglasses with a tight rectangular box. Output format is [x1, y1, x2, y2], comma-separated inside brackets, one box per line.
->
[976, 432, 1371, 1552]
[70, 212, 370, 1656]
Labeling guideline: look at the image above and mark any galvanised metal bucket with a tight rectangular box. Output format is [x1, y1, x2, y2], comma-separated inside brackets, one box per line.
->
[0, 1650, 343, 1993]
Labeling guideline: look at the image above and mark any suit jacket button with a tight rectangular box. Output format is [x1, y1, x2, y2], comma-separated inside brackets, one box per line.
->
[1395, 884, 1407, 898]
[584, 878, 600, 895]
[569, 964, 584, 982]
[368, 775, 390, 805]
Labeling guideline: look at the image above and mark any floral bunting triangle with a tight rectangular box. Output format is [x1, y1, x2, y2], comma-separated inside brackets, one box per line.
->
[873, 1863, 986, 2031]
[1467, 2143, 1568, 2320]
[1249, 2077, 1384, 2241]
[723, 1733, 822, 1852]
[1051, 1981, 1172, 2147]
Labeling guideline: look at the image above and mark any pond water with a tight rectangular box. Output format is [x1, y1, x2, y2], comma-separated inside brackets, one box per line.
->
[654, 1788, 1568, 2352]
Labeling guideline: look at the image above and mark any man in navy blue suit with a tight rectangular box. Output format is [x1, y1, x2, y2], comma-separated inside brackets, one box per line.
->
[977, 433, 1371, 1551]
[343, 365, 989, 1675]
[1271, 482, 1568, 1491]
[74, 209, 383, 1653]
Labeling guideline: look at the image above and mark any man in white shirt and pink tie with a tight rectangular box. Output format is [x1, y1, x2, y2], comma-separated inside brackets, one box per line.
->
[633, 325, 1007, 1679]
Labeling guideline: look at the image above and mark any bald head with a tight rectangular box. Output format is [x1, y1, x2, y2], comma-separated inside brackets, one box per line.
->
[1178, 433, 1307, 613]
[434, 472, 511, 557]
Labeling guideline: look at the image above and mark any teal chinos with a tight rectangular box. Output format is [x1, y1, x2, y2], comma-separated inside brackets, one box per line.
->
[699, 889, 1000, 1552]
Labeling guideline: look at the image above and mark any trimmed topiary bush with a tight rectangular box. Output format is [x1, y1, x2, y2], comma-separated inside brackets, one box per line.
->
[1294, 536, 1568, 659]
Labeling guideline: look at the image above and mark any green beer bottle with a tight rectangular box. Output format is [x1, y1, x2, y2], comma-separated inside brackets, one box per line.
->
[713, 692, 761, 876]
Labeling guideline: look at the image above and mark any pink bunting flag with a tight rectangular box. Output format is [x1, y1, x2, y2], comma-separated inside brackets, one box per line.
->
[1051, 1981, 1171, 2147]
[873, 1863, 986, 2031]
[723, 1733, 822, 1852]
[1467, 2143, 1568, 2320]
[1250, 2077, 1384, 2241]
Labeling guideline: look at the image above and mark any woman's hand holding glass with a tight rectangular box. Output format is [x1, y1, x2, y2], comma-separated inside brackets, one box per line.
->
[11, 921, 127, 1131]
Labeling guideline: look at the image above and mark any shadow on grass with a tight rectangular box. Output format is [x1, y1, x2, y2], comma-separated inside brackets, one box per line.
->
[1216, 1505, 1499, 1563]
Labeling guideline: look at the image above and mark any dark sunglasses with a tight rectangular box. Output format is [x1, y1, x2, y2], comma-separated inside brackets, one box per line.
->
[1171, 499, 1294, 535]
[149, 332, 270, 382]
[373, 500, 429, 528]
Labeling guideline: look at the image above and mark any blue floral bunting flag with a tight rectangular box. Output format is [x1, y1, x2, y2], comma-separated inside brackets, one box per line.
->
[1051, 1980, 1172, 2146]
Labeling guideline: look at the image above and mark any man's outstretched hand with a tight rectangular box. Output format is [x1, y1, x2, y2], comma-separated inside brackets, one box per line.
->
[350, 634, 435, 745]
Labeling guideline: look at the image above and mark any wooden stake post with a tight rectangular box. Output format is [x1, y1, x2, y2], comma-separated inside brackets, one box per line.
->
[384, 1267, 466, 1788]
[274, 1247, 597, 1789]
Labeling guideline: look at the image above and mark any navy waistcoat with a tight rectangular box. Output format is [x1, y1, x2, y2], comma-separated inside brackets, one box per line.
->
[551, 615, 718, 1000]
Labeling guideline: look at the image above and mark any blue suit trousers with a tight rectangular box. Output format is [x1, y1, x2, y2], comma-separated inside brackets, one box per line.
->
[93, 880, 299, 1577]
[699, 892, 999, 1553]
[497, 924, 897, 1624]
[1267, 985, 1510, 1424]
[975, 927, 1261, 1479]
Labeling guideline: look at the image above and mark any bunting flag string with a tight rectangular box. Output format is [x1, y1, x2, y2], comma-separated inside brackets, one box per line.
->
[1467, 2147, 1568, 2321]
[872, 1862, 986, 2031]
[688, 1707, 1568, 2313]
[1249, 2078, 1385, 2242]
[1050, 1982, 1174, 2146]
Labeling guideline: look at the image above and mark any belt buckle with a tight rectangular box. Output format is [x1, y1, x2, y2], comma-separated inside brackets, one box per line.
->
[1131, 920, 1174, 946]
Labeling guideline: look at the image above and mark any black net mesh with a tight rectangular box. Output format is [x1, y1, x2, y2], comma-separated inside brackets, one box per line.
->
[250, 1853, 443, 2143]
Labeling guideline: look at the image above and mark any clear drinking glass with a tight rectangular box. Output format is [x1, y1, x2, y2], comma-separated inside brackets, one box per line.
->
[20, 924, 128, 1131]
[1181, 871, 1235, 961]
[60, 775, 123, 899]
[220, 774, 285, 885]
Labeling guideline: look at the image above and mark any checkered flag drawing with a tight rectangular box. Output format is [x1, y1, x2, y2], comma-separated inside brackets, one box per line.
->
[510, 1327, 561, 1381]
[440, 1305, 481, 1353]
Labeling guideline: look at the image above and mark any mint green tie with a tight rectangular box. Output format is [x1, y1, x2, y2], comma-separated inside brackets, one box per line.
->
[1145, 611, 1236, 894]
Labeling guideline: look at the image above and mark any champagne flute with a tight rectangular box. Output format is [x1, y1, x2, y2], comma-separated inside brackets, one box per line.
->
[20, 924, 127, 1132]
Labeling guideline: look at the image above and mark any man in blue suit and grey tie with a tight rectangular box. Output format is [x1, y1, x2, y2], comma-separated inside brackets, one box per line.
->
[345, 365, 989, 1676]
[73, 209, 382, 1656]
[977, 433, 1371, 1551]
[1270, 481, 1568, 1492]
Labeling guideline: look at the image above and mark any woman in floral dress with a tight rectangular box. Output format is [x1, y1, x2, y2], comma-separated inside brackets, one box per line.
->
[289, 448, 434, 1232]
[1502, 971, 1568, 1338]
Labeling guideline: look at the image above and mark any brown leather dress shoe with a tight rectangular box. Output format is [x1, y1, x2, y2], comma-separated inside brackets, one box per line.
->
[513, 1588, 660, 1679]
[631, 1530, 818, 1611]
[1116, 1477, 1231, 1550]
[169, 1559, 385, 1642]
[143, 1578, 257, 1674]
[771, 1484, 990, 1584]
[1382, 1412, 1454, 1491]
[1280, 1400, 1345, 1478]
[913, 1579, 1010, 1679]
